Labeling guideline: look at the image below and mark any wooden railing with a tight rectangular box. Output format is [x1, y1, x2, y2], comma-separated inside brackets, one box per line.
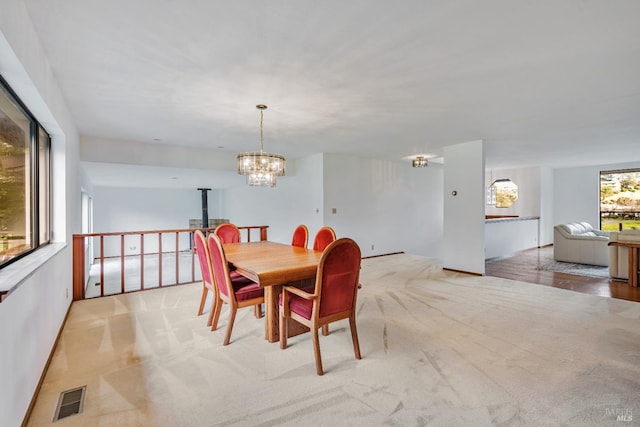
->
[601, 210, 640, 219]
[72, 225, 268, 301]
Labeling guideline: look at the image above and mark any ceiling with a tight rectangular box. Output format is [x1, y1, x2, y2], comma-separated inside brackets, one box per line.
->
[22, 0, 640, 188]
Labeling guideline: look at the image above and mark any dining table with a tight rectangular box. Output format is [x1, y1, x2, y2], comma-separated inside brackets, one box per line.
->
[223, 241, 323, 342]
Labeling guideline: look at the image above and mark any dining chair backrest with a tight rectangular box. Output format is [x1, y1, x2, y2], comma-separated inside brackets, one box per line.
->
[207, 233, 233, 300]
[316, 238, 361, 317]
[312, 226, 336, 251]
[291, 224, 309, 248]
[215, 223, 240, 243]
[193, 229, 221, 326]
[193, 230, 214, 289]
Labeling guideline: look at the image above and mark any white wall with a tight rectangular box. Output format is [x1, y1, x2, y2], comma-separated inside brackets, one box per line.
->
[443, 140, 485, 274]
[539, 166, 554, 246]
[92, 187, 222, 256]
[81, 136, 237, 171]
[224, 154, 325, 245]
[322, 153, 444, 258]
[0, 1, 81, 425]
[93, 187, 223, 232]
[554, 161, 640, 229]
[223, 153, 445, 258]
[485, 218, 539, 258]
[485, 166, 541, 217]
[483, 165, 556, 247]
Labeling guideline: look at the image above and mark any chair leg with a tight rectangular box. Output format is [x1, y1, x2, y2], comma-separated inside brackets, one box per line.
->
[206, 296, 218, 327]
[254, 303, 262, 319]
[197, 287, 208, 316]
[349, 315, 362, 360]
[312, 327, 323, 376]
[223, 306, 237, 346]
[279, 312, 288, 349]
[322, 324, 329, 336]
[211, 297, 222, 331]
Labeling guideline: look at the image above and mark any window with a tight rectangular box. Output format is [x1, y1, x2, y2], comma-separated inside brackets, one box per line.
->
[487, 179, 518, 208]
[600, 169, 640, 231]
[0, 75, 51, 268]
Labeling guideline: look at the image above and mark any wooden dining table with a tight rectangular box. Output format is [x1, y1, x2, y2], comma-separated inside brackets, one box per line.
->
[223, 241, 323, 342]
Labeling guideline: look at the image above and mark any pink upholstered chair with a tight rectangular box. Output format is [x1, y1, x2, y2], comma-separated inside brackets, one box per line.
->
[279, 238, 362, 375]
[291, 224, 309, 248]
[193, 230, 218, 327]
[207, 233, 265, 345]
[214, 223, 241, 243]
[312, 226, 336, 251]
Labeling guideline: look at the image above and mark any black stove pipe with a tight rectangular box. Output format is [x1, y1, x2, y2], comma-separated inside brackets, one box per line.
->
[197, 188, 211, 230]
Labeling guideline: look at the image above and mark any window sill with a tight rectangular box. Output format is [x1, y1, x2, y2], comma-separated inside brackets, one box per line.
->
[0, 243, 67, 302]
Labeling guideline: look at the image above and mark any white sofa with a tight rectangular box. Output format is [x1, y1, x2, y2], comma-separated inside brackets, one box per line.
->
[609, 229, 640, 279]
[553, 222, 610, 266]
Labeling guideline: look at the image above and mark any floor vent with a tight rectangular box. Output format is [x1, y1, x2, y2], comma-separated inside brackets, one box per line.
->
[53, 386, 86, 422]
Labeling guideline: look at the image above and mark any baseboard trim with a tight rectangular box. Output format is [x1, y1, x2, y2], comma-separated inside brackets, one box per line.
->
[362, 251, 404, 260]
[443, 267, 483, 276]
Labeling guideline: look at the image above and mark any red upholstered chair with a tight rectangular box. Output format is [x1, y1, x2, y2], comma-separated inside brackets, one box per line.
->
[193, 230, 218, 327]
[291, 224, 309, 248]
[312, 226, 336, 251]
[214, 223, 241, 243]
[279, 238, 362, 375]
[207, 233, 265, 345]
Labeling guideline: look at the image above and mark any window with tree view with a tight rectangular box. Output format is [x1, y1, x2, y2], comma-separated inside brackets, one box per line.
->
[600, 169, 640, 231]
[0, 76, 51, 268]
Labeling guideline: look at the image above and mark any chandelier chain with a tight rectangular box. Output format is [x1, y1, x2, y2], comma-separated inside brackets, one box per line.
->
[259, 108, 264, 153]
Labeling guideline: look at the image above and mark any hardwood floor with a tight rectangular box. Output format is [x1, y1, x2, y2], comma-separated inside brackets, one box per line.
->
[485, 245, 640, 303]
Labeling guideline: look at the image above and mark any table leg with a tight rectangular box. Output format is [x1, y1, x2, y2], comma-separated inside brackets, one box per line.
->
[629, 246, 638, 287]
[264, 285, 280, 343]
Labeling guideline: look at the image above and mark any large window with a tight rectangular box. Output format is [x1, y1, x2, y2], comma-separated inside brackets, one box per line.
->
[0, 76, 51, 268]
[600, 169, 640, 231]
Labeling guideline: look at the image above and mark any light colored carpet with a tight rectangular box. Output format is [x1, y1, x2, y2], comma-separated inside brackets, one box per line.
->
[536, 260, 610, 278]
[28, 254, 639, 426]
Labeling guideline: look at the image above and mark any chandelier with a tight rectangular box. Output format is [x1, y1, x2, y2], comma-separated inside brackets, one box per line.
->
[237, 104, 285, 187]
[412, 156, 428, 168]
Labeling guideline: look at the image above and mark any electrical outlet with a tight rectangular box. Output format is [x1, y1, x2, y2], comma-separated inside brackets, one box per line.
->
[371, 244, 375, 250]
[332, 208, 337, 214]
[130, 246, 137, 250]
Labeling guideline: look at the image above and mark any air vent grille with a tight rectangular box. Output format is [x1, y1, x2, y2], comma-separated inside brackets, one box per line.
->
[53, 386, 86, 422]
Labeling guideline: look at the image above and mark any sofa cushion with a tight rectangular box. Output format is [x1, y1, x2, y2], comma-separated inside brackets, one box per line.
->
[558, 222, 594, 236]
